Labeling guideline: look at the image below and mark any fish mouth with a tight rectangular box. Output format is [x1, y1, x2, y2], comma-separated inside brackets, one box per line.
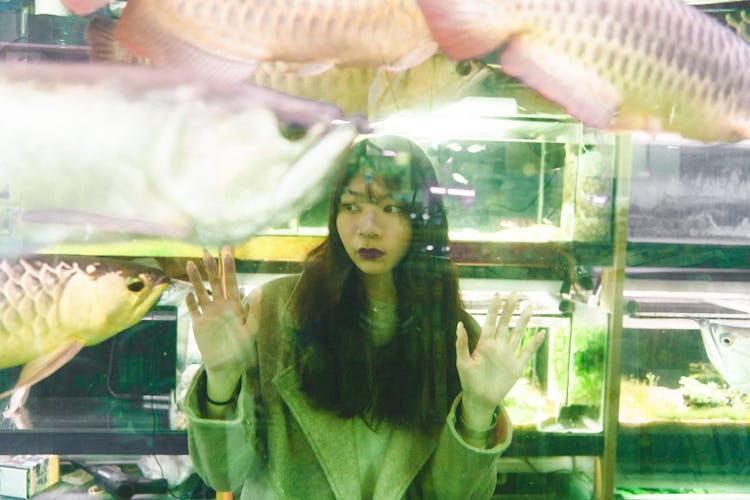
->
[358, 248, 384, 260]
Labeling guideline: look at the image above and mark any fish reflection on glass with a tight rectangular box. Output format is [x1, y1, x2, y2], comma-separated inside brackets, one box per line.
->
[62, 0, 437, 80]
[697, 319, 750, 395]
[223, 56, 491, 120]
[0, 255, 169, 416]
[82, 16, 490, 119]
[417, 0, 750, 142]
[0, 62, 362, 251]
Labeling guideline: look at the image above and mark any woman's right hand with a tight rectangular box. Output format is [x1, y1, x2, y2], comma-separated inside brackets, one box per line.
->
[186, 246, 260, 397]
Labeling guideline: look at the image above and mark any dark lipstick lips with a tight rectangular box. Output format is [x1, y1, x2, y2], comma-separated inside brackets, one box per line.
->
[358, 248, 384, 259]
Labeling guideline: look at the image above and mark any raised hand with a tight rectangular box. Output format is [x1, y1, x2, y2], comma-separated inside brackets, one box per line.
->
[185, 246, 259, 378]
[456, 293, 545, 428]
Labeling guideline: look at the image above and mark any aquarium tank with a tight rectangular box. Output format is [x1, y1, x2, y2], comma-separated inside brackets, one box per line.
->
[0, 1, 749, 499]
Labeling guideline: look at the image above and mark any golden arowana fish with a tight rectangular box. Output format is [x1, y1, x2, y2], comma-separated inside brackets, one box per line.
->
[416, 0, 750, 142]
[0, 61, 363, 251]
[61, 0, 437, 81]
[0, 255, 169, 416]
[82, 16, 489, 120]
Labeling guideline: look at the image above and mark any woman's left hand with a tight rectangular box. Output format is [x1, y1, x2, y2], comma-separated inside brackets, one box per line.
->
[456, 293, 545, 428]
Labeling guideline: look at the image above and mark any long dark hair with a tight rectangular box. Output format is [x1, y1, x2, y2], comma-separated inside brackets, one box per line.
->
[289, 135, 464, 431]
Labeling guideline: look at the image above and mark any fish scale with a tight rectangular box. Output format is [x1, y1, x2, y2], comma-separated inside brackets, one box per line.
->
[63, 0, 437, 76]
[0, 260, 72, 342]
[0, 256, 168, 372]
[417, 0, 750, 141]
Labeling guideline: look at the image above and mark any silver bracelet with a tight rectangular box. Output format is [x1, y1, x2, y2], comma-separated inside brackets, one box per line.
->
[458, 405, 500, 441]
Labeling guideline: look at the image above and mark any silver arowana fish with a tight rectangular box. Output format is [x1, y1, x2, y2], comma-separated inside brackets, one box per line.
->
[61, 0, 437, 80]
[416, 0, 750, 142]
[0, 255, 169, 416]
[0, 62, 362, 251]
[697, 319, 750, 395]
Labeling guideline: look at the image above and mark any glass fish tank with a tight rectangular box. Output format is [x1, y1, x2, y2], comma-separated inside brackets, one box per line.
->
[0, 1, 748, 499]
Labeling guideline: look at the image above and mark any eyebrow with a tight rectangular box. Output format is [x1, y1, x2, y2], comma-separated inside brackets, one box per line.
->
[341, 188, 396, 204]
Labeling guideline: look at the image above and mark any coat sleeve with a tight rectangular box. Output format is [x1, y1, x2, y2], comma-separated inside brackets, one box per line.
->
[419, 393, 512, 499]
[184, 368, 263, 493]
[417, 310, 511, 499]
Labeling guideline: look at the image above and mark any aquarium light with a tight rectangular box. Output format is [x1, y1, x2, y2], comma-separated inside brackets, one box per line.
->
[435, 96, 519, 118]
[429, 186, 475, 198]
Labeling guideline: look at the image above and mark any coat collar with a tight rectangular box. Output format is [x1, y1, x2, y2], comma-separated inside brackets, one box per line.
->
[272, 366, 437, 500]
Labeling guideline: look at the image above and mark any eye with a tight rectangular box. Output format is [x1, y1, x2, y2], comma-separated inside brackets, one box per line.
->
[279, 123, 307, 141]
[340, 202, 359, 213]
[126, 277, 145, 292]
[455, 61, 474, 76]
[719, 333, 733, 346]
[383, 204, 404, 214]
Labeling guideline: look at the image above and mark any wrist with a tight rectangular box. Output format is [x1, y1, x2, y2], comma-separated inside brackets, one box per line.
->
[460, 394, 499, 429]
[205, 367, 242, 405]
[456, 402, 499, 447]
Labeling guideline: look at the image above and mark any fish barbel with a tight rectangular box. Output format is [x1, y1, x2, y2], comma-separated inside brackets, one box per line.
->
[0, 62, 363, 251]
[0, 255, 169, 415]
[62, 0, 437, 80]
[697, 319, 750, 395]
[417, 0, 750, 142]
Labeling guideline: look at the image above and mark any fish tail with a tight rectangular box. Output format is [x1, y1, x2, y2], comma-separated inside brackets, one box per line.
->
[416, 0, 509, 60]
[86, 16, 145, 64]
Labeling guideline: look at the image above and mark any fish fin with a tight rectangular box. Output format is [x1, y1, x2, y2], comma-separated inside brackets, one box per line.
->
[86, 16, 145, 64]
[0, 340, 84, 402]
[2, 387, 31, 419]
[115, 4, 257, 82]
[499, 38, 620, 130]
[380, 41, 438, 72]
[59, 0, 110, 16]
[292, 62, 336, 77]
[21, 208, 193, 239]
[417, 0, 505, 59]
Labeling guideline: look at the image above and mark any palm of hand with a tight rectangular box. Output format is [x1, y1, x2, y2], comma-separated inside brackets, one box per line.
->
[186, 248, 257, 372]
[456, 293, 545, 414]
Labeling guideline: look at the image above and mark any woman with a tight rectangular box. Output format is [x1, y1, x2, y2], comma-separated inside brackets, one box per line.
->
[183, 135, 545, 499]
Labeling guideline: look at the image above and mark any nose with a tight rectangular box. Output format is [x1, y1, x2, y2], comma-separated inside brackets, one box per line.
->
[357, 205, 382, 239]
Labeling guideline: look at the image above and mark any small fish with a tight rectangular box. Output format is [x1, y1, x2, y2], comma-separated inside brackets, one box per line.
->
[416, 0, 750, 142]
[0, 61, 363, 250]
[697, 319, 750, 394]
[62, 0, 438, 80]
[0, 255, 169, 415]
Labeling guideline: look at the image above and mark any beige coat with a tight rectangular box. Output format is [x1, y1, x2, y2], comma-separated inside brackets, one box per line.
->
[185, 275, 512, 499]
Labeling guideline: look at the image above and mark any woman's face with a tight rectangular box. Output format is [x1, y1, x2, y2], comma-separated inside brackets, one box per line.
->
[336, 170, 412, 277]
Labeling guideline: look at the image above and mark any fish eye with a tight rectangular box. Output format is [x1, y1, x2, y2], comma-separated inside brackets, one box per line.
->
[719, 333, 733, 346]
[279, 122, 307, 141]
[126, 277, 145, 292]
[455, 61, 474, 76]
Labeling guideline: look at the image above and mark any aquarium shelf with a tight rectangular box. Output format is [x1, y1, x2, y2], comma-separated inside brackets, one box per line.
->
[625, 242, 750, 269]
[503, 430, 603, 457]
[0, 397, 187, 455]
[617, 422, 750, 476]
[0, 429, 187, 455]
